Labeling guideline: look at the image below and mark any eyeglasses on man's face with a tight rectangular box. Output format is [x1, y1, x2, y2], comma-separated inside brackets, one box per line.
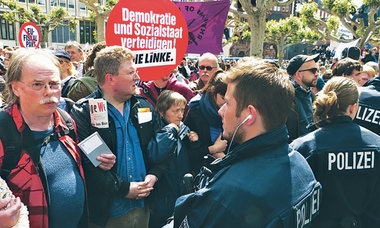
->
[199, 65, 217, 71]
[19, 81, 61, 92]
[298, 68, 319, 74]
[58, 59, 69, 64]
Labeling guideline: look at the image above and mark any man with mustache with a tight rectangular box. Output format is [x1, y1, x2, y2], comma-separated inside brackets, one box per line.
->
[0, 49, 108, 228]
[286, 54, 320, 142]
[189, 53, 219, 91]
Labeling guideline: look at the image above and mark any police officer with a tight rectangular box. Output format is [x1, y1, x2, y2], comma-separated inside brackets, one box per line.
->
[173, 58, 320, 228]
[291, 77, 380, 228]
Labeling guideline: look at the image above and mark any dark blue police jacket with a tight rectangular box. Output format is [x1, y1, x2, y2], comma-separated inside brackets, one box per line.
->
[174, 125, 321, 228]
[355, 76, 380, 135]
[291, 116, 380, 228]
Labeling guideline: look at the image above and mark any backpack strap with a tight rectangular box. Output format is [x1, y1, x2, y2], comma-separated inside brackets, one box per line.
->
[0, 111, 21, 179]
[56, 108, 76, 141]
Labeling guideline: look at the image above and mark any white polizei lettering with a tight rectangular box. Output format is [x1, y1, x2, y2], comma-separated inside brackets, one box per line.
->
[372, 151, 375, 168]
[357, 152, 364, 169]
[364, 151, 372, 169]
[345, 152, 352, 169]
[337, 153, 344, 170]
[356, 106, 362, 119]
[311, 188, 320, 214]
[328, 153, 336, 170]
[372, 110, 380, 124]
[365, 108, 374, 122]
[353, 152, 356, 169]
[362, 107, 368, 121]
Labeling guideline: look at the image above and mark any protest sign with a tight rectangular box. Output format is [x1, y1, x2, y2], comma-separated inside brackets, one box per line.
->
[106, 0, 188, 81]
[18, 22, 40, 48]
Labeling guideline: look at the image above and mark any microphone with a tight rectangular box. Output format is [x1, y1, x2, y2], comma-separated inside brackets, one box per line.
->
[226, 114, 252, 154]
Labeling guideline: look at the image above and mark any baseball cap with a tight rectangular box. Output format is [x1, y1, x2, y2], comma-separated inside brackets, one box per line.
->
[54, 50, 71, 61]
[286, 54, 319, 76]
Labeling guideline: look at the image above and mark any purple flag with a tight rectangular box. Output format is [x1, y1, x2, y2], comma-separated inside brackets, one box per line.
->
[174, 0, 230, 55]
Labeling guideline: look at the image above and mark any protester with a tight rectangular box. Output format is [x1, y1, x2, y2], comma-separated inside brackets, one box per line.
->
[54, 50, 77, 97]
[189, 53, 219, 91]
[71, 46, 166, 228]
[184, 70, 228, 173]
[147, 90, 199, 228]
[0, 48, 88, 228]
[174, 58, 320, 227]
[177, 58, 190, 79]
[67, 41, 106, 102]
[65, 41, 84, 78]
[286, 54, 320, 141]
[291, 76, 380, 228]
[332, 57, 362, 84]
[359, 64, 376, 86]
[138, 73, 194, 118]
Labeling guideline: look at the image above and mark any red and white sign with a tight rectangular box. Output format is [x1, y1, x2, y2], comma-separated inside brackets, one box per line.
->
[106, 0, 188, 81]
[18, 22, 41, 48]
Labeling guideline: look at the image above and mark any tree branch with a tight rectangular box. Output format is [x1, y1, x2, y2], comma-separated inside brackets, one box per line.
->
[275, 0, 294, 7]
[229, 7, 248, 19]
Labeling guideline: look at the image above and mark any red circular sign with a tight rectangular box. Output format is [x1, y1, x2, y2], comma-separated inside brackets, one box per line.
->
[106, 0, 188, 81]
[18, 22, 41, 48]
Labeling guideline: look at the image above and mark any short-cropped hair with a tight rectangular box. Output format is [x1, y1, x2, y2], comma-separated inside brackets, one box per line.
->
[93, 46, 135, 85]
[332, 58, 362, 77]
[226, 57, 295, 131]
[156, 90, 187, 116]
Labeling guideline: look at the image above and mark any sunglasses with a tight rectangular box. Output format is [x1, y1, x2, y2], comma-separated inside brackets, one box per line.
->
[298, 68, 319, 74]
[199, 65, 216, 71]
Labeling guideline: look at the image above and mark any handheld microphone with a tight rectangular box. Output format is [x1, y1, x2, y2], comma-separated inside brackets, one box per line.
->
[226, 114, 252, 154]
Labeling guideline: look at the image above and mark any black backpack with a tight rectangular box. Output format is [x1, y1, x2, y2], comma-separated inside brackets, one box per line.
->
[0, 108, 76, 179]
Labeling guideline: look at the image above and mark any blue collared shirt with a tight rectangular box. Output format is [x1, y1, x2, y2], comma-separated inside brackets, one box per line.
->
[108, 99, 147, 218]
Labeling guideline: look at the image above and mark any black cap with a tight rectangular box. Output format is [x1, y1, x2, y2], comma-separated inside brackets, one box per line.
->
[341, 46, 360, 60]
[54, 50, 71, 61]
[286, 54, 319, 76]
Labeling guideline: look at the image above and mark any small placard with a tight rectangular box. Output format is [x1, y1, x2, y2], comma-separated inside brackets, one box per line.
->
[78, 131, 113, 167]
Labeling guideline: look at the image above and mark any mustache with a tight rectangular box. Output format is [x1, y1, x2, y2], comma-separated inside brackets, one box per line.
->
[40, 97, 59, 105]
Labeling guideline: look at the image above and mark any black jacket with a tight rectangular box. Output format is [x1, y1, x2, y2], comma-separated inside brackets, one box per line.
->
[70, 88, 165, 226]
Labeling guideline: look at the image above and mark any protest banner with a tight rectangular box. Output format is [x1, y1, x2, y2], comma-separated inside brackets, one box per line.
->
[106, 0, 188, 81]
[173, 0, 230, 55]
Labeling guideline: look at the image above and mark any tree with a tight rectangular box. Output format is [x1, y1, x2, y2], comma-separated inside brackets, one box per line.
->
[79, 0, 116, 42]
[229, 0, 295, 57]
[299, 0, 380, 49]
[0, 0, 77, 48]
[265, 16, 320, 64]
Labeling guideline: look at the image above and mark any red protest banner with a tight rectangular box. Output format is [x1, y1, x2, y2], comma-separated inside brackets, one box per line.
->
[106, 0, 188, 81]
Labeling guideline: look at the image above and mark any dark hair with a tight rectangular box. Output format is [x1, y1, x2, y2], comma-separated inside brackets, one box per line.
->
[332, 58, 362, 77]
[226, 57, 294, 131]
[156, 90, 187, 116]
[84, 41, 107, 72]
[200, 69, 226, 95]
[313, 77, 358, 126]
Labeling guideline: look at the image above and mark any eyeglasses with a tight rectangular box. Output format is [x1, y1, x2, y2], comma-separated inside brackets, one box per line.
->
[119, 70, 139, 78]
[20, 81, 61, 92]
[199, 65, 217, 71]
[298, 68, 319, 74]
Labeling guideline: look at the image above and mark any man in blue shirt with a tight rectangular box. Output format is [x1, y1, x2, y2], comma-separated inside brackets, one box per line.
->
[71, 46, 165, 228]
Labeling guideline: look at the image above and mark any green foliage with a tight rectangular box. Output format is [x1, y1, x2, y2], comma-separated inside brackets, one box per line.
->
[106, 0, 116, 9]
[322, 0, 353, 16]
[326, 16, 340, 36]
[300, 2, 319, 28]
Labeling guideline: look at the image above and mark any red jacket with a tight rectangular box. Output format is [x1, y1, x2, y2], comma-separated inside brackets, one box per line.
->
[0, 104, 87, 228]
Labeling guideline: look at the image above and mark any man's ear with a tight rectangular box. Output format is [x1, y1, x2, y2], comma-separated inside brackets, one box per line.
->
[104, 73, 114, 84]
[245, 105, 257, 125]
[12, 82, 20, 97]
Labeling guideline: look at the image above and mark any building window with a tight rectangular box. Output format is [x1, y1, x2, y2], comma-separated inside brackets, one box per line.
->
[68, 0, 74, 8]
[0, 19, 15, 40]
[51, 21, 76, 43]
[59, 0, 66, 7]
[19, 0, 26, 3]
[51, 0, 58, 6]
[38, 0, 45, 5]
[29, 0, 35, 3]
[80, 20, 96, 44]
[79, 2, 85, 10]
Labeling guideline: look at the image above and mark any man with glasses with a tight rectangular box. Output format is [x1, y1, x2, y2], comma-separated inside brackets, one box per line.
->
[71, 46, 166, 228]
[286, 54, 320, 142]
[0, 49, 90, 228]
[189, 52, 219, 91]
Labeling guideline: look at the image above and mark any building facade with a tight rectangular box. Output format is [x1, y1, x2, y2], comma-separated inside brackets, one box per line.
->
[0, 0, 97, 48]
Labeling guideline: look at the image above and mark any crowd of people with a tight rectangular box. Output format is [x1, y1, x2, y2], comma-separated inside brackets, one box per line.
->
[0, 39, 379, 228]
